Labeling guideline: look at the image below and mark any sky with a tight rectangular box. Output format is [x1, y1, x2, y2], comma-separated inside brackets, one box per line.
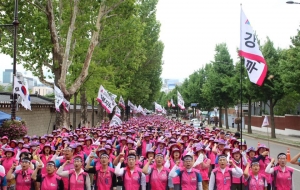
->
[156, 0, 300, 81]
[1, 0, 300, 83]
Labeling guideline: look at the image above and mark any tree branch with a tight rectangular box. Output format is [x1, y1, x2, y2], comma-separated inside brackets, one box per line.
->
[59, 0, 79, 93]
[103, 0, 125, 16]
[46, 0, 61, 58]
[67, 4, 107, 95]
[38, 66, 54, 88]
[25, 0, 48, 15]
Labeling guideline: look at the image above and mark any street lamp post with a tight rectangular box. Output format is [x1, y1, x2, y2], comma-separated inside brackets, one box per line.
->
[286, 1, 300, 4]
[0, 0, 19, 119]
[11, 0, 19, 120]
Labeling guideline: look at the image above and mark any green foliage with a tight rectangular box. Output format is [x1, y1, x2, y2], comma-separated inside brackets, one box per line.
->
[0, 120, 28, 140]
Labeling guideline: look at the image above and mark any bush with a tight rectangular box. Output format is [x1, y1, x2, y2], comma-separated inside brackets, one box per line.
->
[0, 120, 28, 140]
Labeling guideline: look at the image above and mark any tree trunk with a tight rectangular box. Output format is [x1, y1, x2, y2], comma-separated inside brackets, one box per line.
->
[218, 107, 222, 128]
[91, 98, 95, 127]
[259, 101, 262, 116]
[121, 107, 125, 121]
[225, 105, 229, 129]
[80, 87, 88, 126]
[269, 99, 276, 138]
[97, 104, 104, 122]
[73, 92, 78, 129]
[248, 99, 252, 134]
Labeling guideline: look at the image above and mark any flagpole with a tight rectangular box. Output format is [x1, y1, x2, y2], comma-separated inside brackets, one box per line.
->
[239, 4, 243, 190]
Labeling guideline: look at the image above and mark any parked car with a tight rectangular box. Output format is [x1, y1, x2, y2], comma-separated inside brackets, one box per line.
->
[190, 118, 198, 123]
[193, 119, 202, 127]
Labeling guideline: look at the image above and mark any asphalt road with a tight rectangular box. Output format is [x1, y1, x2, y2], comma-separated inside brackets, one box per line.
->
[244, 136, 300, 187]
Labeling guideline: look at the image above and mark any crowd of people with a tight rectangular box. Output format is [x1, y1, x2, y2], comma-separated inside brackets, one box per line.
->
[0, 115, 299, 190]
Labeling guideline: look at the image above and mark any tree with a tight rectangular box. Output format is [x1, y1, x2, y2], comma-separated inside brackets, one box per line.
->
[0, 0, 130, 127]
[259, 38, 285, 138]
[202, 43, 234, 128]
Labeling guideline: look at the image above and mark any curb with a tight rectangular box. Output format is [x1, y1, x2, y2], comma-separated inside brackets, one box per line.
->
[241, 133, 300, 148]
[206, 126, 300, 148]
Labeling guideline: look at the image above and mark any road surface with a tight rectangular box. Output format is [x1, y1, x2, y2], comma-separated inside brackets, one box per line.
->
[244, 136, 300, 187]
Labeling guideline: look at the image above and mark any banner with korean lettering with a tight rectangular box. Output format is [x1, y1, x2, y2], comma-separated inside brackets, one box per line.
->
[115, 106, 121, 117]
[62, 98, 70, 112]
[109, 115, 122, 127]
[239, 8, 267, 86]
[118, 96, 125, 109]
[96, 85, 114, 114]
[54, 84, 64, 111]
[177, 91, 185, 110]
[128, 100, 135, 110]
[109, 93, 117, 109]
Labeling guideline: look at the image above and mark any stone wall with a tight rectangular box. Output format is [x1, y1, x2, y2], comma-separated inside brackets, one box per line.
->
[1, 107, 56, 136]
[1, 107, 97, 136]
[244, 115, 300, 136]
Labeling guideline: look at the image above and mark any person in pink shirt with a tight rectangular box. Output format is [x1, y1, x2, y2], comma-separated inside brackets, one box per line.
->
[230, 148, 247, 190]
[193, 146, 211, 190]
[142, 153, 172, 190]
[31, 161, 64, 190]
[244, 161, 267, 190]
[1, 148, 17, 174]
[265, 153, 294, 190]
[83, 137, 93, 156]
[38, 144, 54, 175]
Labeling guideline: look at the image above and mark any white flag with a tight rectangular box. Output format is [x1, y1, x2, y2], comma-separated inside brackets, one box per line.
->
[177, 91, 185, 110]
[109, 93, 117, 109]
[109, 115, 122, 127]
[115, 106, 121, 117]
[239, 8, 268, 86]
[21, 81, 31, 110]
[54, 85, 64, 111]
[118, 96, 125, 109]
[13, 76, 27, 101]
[171, 99, 175, 107]
[62, 98, 70, 112]
[96, 85, 114, 114]
[262, 115, 269, 127]
[128, 100, 135, 111]
[137, 105, 143, 113]
[155, 102, 163, 112]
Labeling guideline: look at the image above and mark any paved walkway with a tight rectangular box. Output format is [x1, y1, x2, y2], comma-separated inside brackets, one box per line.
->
[208, 125, 300, 148]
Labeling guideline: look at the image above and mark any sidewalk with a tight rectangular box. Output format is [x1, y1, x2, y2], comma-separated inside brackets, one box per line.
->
[207, 125, 300, 148]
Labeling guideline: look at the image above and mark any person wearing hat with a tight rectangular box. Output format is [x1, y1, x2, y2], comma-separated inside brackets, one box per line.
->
[85, 153, 117, 190]
[142, 153, 173, 190]
[252, 144, 272, 189]
[233, 132, 246, 145]
[246, 147, 257, 163]
[56, 156, 91, 190]
[37, 144, 54, 175]
[1, 136, 9, 149]
[31, 161, 64, 190]
[208, 154, 243, 190]
[169, 154, 203, 190]
[265, 153, 294, 190]
[230, 148, 248, 190]
[193, 146, 211, 190]
[115, 154, 146, 190]
[7, 156, 35, 190]
[243, 161, 267, 190]
[1, 148, 17, 174]
[138, 133, 154, 158]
